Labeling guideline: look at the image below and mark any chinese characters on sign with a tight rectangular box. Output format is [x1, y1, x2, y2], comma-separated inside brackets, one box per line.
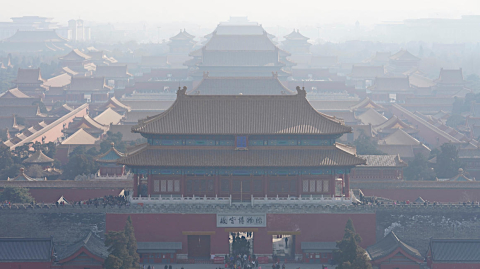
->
[217, 214, 266, 227]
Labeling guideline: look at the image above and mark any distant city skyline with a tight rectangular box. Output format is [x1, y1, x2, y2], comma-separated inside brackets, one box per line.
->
[2, 0, 479, 28]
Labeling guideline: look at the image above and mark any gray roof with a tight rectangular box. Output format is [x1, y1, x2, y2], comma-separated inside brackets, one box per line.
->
[133, 88, 351, 135]
[57, 232, 109, 261]
[187, 76, 295, 95]
[0, 237, 53, 262]
[430, 239, 480, 262]
[367, 232, 423, 261]
[357, 155, 407, 167]
[301, 242, 338, 251]
[137, 242, 182, 251]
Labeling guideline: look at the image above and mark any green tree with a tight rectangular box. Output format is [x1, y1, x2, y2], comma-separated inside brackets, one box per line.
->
[63, 153, 98, 180]
[404, 153, 435, 181]
[353, 133, 385, 155]
[334, 219, 372, 269]
[446, 114, 466, 128]
[100, 131, 126, 154]
[0, 186, 34, 203]
[434, 143, 463, 179]
[124, 216, 139, 267]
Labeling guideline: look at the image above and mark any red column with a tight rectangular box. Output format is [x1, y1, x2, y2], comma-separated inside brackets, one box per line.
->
[147, 174, 152, 196]
[214, 174, 219, 196]
[133, 174, 139, 197]
[345, 174, 350, 198]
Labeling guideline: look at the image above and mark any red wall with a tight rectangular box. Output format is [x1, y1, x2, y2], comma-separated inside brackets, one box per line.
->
[360, 188, 480, 203]
[106, 213, 376, 255]
[432, 263, 480, 269]
[380, 265, 420, 269]
[28, 188, 125, 203]
[0, 262, 51, 269]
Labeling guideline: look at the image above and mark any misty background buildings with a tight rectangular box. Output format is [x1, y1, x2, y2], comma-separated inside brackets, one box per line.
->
[1, 7, 480, 269]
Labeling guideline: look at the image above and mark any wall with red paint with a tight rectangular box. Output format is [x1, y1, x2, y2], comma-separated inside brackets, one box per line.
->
[360, 188, 480, 203]
[106, 213, 376, 256]
[432, 263, 480, 269]
[0, 262, 52, 269]
[28, 188, 125, 203]
[380, 264, 420, 269]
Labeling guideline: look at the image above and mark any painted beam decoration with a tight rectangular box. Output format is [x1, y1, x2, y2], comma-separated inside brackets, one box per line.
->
[217, 213, 267, 227]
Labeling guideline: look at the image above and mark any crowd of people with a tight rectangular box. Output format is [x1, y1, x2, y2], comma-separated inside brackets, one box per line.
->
[226, 254, 258, 269]
[54, 194, 130, 208]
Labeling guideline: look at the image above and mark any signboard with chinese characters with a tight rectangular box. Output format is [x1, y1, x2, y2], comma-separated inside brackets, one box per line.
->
[216, 213, 266, 227]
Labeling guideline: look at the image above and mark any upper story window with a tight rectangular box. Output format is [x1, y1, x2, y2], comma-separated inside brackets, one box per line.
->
[235, 136, 247, 150]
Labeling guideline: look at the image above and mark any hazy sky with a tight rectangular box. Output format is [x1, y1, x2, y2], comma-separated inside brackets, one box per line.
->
[3, 0, 479, 27]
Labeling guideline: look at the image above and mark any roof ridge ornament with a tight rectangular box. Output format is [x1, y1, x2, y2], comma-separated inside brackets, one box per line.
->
[177, 86, 187, 97]
[295, 86, 307, 98]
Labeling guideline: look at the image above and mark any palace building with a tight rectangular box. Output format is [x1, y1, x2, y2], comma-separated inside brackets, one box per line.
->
[113, 86, 371, 260]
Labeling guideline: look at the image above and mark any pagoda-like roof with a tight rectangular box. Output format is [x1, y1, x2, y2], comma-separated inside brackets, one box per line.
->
[118, 143, 365, 167]
[57, 232, 108, 262]
[374, 116, 417, 133]
[61, 128, 98, 145]
[69, 77, 112, 92]
[350, 97, 384, 111]
[3, 30, 67, 43]
[357, 108, 388, 126]
[93, 108, 123, 125]
[350, 65, 385, 78]
[0, 88, 30, 98]
[59, 49, 91, 62]
[63, 115, 108, 135]
[370, 77, 411, 92]
[43, 73, 71, 88]
[284, 29, 309, 41]
[437, 169, 474, 182]
[132, 87, 351, 135]
[94, 65, 131, 78]
[15, 68, 44, 84]
[437, 68, 464, 84]
[7, 168, 45, 181]
[170, 29, 195, 41]
[95, 143, 125, 163]
[390, 50, 420, 62]
[186, 75, 295, 95]
[48, 104, 73, 117]
[367, 232, 423, 262]
[204, 33, 276, 51]
[23, 149, 54, 164]
[95, 97, 131, 112]
[378, 129, 421, 146]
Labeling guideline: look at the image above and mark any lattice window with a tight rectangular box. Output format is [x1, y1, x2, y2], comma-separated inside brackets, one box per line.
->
[160, 180, 166, 192]
[316, 180, 323, 192]
[303, 180, 309, 192]
[167, 180, 173, 192]
[310, 180, 316, 192]
[154, 180, 160, 192]
[323, 180, 329, 192]
[174, 180, 180, 192]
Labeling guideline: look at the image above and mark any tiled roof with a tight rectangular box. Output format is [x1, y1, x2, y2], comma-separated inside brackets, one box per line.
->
[64, 115, 108, 134]
[408, 73, 436, 88]
[132, 88, 351, 135]
[16, 68, 44, 84]
[309, 100, 360, 111]
[0, 237, 53, 262]
[357, 109, 388, 126]
[350, 97, 384, 111]
[124, 110, 165, 124]
[0, 105, 40, 118]
[201, 50, 281, 66]
[93, 108, 123, 125]
[48, 104, 73, 117]
[437, 68, 464, 84]
[205, 33, 276, 51]
[43, 73, 71, 88]
[379, 129, 421, 146]
[118, 143, 366, 167]
[170, 29, 195, 40]
[0, 88, 30, 98]
[4, 30, 66, 43]
[371, 77, 411, 92]
[95, 143, 125, 163]
[94, 65, 131, 78]
[1, 180, 132, 189]
[57, 232, 108, 261]
[69, 77, 112, 92]
[357, 155, 407, 167]
[7, 168, 45, 181]
[213, 25, 266, 36]
[187, 76, 295, 95]
[61, 129, 98, 145]
[390, 50, 420, 61]
[96, 97, 131, 112]
[430, 239, 480, 262]
[23, 150, 54, 164]
[59, 49, 91, 61]
[108, 124, 142, 141]
[374, 116, 416, 132]
[367, 232, 422, 262]
[284, 29, 309, 41]
[350, 65, 385, 78]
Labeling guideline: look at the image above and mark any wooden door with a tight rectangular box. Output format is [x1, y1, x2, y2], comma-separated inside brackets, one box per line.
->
[231, 178, 252, 202]
[188, 235, 211, 258]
